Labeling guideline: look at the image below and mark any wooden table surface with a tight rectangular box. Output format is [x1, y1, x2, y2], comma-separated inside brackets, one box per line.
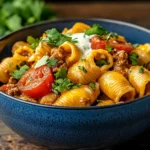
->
[0, 1, 150, 149]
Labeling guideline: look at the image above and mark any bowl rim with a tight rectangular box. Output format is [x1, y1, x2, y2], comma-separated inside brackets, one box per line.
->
[0, 18, 150, 110]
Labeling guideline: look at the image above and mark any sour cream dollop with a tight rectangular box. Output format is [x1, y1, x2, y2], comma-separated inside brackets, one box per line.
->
[69, 33, 94, 58]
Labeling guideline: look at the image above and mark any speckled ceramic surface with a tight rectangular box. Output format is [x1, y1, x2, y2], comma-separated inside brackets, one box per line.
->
[0, 19, 150, 149]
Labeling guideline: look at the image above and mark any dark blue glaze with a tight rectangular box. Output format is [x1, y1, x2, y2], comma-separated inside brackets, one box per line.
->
[0, 19, 150, 149]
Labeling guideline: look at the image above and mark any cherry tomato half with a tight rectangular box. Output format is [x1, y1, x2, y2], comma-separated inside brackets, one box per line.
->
[109, 42, 134, 54]
[18, 65, 54, 99]
[91, 36, 134, 54]
[91, 36, 107, 49]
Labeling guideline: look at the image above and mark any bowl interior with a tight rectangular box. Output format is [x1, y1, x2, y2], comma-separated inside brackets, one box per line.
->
[0, 18, 150, 107]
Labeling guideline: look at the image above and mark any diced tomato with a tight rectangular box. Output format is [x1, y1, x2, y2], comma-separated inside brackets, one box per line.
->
[91, 36, 134, 54]
[0, 84, 13, 93]
[18, 65, 54, 99]
[109, 42, 134, 54]
[91, 36, 107, 49]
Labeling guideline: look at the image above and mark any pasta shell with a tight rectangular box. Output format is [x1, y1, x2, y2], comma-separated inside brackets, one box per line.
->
[99, 71, 135, 103]
[58, 41, 81, 66]
[62, 22, 91, 34]
[0, 57, 21, 83]
[128, 66, 150, 97]
[53, 83, 100, 107]
[28, 41, 52, 62]
[132, 44, 150, 68]
[67, 49, 113, 84]
[96, 100, 115, 106]
[12, 41, 29, 54]
[39, 92, 59, 105]
[13, 46, 33, 62]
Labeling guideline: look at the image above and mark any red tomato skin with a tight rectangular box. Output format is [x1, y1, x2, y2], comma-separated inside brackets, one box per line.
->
[22, 74, 54, 99]
[0, 84, 12, 93]
[91, 36, 134, 54]
[18, 65, 54, 99]
[109, 42, 134, 54]
[91, 36, 107, 49]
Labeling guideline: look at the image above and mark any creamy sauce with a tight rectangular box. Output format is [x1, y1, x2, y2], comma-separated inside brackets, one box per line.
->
[70, 33, 94, 58]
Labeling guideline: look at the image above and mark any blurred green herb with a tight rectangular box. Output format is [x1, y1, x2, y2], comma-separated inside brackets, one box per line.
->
[0, 0, 56, 37]
[133, 43, 139, 48]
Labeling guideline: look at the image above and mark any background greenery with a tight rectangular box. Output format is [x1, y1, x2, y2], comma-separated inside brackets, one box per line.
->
[0, 0, 56, 37]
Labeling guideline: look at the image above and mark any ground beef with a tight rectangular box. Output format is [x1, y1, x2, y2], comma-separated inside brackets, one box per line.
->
[8, 77, 17, 84]
[113, 50, 129, 78]
[52, 60, 68, 72]
[6, 84, 20, 96]
[50, 48, 63, 60]
[50, 48, 68, 72]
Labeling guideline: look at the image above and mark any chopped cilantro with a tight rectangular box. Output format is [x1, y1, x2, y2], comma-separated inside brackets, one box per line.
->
[133, 43, 139, 48]
[42, 28, 77, 47]
[34, 56, 58, 68]
[52, 78, 81, 94]
[139, 65, 144, 73]
[81, 58, 86, 62]
[105, 32, 118, 41]
[54, 68, 68, 79]
[52, 78, 72, 94]
[27, 36, 40, 49]
[97, 100, 104, 103]
[129, 52, 139, 65]
[89, 82, 95, 90]
[84, 24, 118, 40]
[106, 45, 113, 52]
[84, 24, 108, 35]
[78, 66, 87, 73]
[96, 60, 108, 67]
[47, 58, 58, 67]
[10, 65, 29, 80]
[72, 84, 82, 89]
[9, 62, 13, 68]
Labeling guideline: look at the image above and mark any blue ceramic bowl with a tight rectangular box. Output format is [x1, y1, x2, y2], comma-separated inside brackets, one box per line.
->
[0, 19, 150, 149]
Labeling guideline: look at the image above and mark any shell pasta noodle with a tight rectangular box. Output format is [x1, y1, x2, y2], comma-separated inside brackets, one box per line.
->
[0, 57, 21, 83]
[98, 71, 135, 103]
[132, 44, 150, 69]
[128, 66, 150, 98]
[58, 41, 81, 67]
[0, 22, 150, 107]
[67, 49, 113, 84]
[53, 83, 100, 107]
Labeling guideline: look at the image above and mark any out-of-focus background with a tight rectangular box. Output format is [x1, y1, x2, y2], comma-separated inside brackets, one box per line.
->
[0, 0, 150, 149]
[0, 0, 150, 37]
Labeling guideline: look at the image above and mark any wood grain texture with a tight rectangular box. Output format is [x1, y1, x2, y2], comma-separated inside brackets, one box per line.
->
[0, 121, 14, 135]
[51, 2, 150, 28]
